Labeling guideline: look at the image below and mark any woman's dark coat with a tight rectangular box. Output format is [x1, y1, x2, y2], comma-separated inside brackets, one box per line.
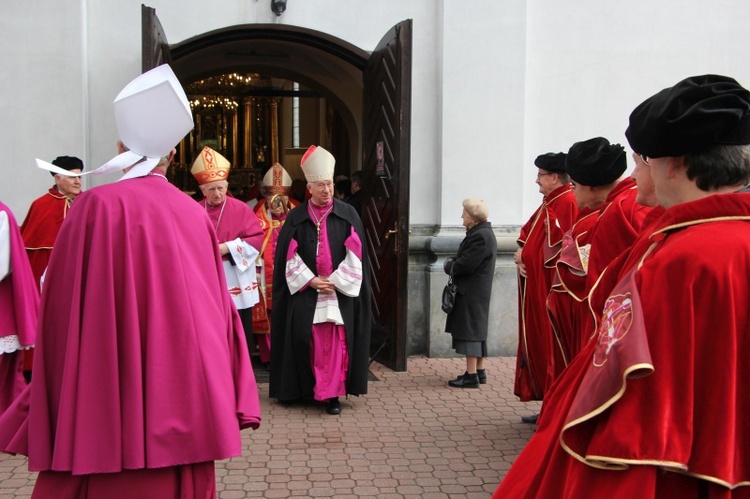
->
[269, 199, 371, 401]
[445, 221, 497, 342]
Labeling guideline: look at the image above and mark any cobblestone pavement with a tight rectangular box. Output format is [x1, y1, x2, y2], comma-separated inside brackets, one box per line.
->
[0, 356, 540, 498]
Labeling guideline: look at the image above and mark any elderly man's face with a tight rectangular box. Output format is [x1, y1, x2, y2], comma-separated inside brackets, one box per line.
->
[200, 181, 229, 206]
[570, 181, 596, 209]
[308, 180, 334, 206]
[268, 195, 287, 216]
[535, 169, 559, 197]
[54, 171, 83, 197]
[631, 153, 657, 207]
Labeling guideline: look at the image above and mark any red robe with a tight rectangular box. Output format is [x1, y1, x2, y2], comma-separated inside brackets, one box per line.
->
[587, 205, 665, 338]
[0, 173, 261, 483]
[20, 187, 72, 289]
[547, 207, 598, 377]
[251, 198, 298, 332]
[585, 179, 651, 289]
[514, 184, 577, 401]
[548, 179, 652, 371]
[577, 179, 652, 344]
[495, 193, 750, 498]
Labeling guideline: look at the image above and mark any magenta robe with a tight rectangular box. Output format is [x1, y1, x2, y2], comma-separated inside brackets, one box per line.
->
[199, 196, 264, 256]
[0, 173, 261, 476]
[0, 201, 38, 415]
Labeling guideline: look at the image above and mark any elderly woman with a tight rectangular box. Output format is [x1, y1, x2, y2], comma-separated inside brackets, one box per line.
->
[445, 198, 497, 388]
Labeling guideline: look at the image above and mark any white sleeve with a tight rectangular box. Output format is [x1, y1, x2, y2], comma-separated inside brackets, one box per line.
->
[0, 212, 10, 281]
[285, 251, 315, 295]
[226, 237, 260, 274]
[328, 248, 363, 298]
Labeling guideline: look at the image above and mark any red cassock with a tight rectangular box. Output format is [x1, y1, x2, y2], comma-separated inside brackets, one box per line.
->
[514, 184, 577, 401]
[495, 193, 750, 498]
[0, 174, 261, 495]
[19, 187, 71, 289]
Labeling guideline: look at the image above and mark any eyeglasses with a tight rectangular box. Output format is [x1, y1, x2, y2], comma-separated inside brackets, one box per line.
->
[638, 154, 651, 166]
[536, 172, 555, 178]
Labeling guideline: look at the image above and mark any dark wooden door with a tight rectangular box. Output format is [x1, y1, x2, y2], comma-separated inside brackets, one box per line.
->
[141, 5, 172, 72]
[362, 20, 412, 371]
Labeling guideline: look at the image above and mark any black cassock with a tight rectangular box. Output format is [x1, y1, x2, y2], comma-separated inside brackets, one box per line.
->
[269, 199, 371, 401]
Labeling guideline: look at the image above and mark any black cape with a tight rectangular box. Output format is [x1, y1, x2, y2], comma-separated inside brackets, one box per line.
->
[269, 199, 371, 401]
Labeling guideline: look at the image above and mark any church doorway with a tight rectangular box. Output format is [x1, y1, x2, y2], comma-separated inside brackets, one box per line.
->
[143, 6, 411, 371]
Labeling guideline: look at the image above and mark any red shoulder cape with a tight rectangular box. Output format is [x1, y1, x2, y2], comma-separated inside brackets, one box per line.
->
[19, 188, 70, 288]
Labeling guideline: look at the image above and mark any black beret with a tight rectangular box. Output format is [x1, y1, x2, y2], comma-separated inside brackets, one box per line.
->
[565, 137, 626, 187]
[50, 156, 84, 177]
[625, 74, 750, 158]
[534, 152, 567, 172]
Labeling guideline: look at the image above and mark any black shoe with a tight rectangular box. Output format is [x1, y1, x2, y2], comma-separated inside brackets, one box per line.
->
[477, 369, 487, 385]
[448, 372, 480, 388]
[521, 413, 539, 424]
[326, 398, 342, 415]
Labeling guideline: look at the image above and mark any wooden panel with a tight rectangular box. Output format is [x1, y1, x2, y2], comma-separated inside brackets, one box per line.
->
[362, 20, 412, 371]
[141, 5, 172, 72]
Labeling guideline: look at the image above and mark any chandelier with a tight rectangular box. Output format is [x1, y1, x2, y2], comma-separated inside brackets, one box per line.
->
[186, 73, 260, 111]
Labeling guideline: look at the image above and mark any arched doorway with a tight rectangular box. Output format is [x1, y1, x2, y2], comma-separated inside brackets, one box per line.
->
[143, 6, 411, 371]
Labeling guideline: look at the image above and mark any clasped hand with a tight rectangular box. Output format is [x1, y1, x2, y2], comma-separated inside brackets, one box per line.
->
[312, 276, 336, 294]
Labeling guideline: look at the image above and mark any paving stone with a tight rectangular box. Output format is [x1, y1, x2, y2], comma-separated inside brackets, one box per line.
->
[0, 357, 539, 498]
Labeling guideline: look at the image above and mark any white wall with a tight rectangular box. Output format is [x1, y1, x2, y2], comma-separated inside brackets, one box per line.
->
[4, 0, 750, 230]
[440, 0, 527, 227]
[521, 0, 750, 219]
[0, 1, 86, 219]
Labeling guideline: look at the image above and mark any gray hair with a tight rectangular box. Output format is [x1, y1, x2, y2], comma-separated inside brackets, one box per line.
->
[684, 144, 750, 191]
[462, 198, 488, 223]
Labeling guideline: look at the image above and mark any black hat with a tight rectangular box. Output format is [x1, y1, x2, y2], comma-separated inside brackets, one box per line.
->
[565, 137, 626, 187]
[626, 74, 750, 158]
[50, 156, 84, 177]
[534, 152, 567, 172]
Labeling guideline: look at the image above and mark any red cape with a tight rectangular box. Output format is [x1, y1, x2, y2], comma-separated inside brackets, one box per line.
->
[585, 178, 652, 300]
[514, 185, 578, 401]
[495, 193, 750, 497]
[20, 188, 71, 289]
[547, 208, 598, 373]
[0, 174, 261, 475]
[549, 180, 653, 368]
[587, 205, 665, 338]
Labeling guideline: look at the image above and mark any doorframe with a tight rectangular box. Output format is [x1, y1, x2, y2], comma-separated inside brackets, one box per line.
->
[142, 8, 411, 371]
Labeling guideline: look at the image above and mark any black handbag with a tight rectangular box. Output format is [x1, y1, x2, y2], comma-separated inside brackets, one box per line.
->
[441, 273, 457, 314]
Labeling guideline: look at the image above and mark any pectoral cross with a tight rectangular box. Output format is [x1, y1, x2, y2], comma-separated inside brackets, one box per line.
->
[316, 222, 322, 256]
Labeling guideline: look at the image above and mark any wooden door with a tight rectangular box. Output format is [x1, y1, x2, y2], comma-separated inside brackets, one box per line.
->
[141, 5, 172, 72]
[362, 20, 412, 371]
